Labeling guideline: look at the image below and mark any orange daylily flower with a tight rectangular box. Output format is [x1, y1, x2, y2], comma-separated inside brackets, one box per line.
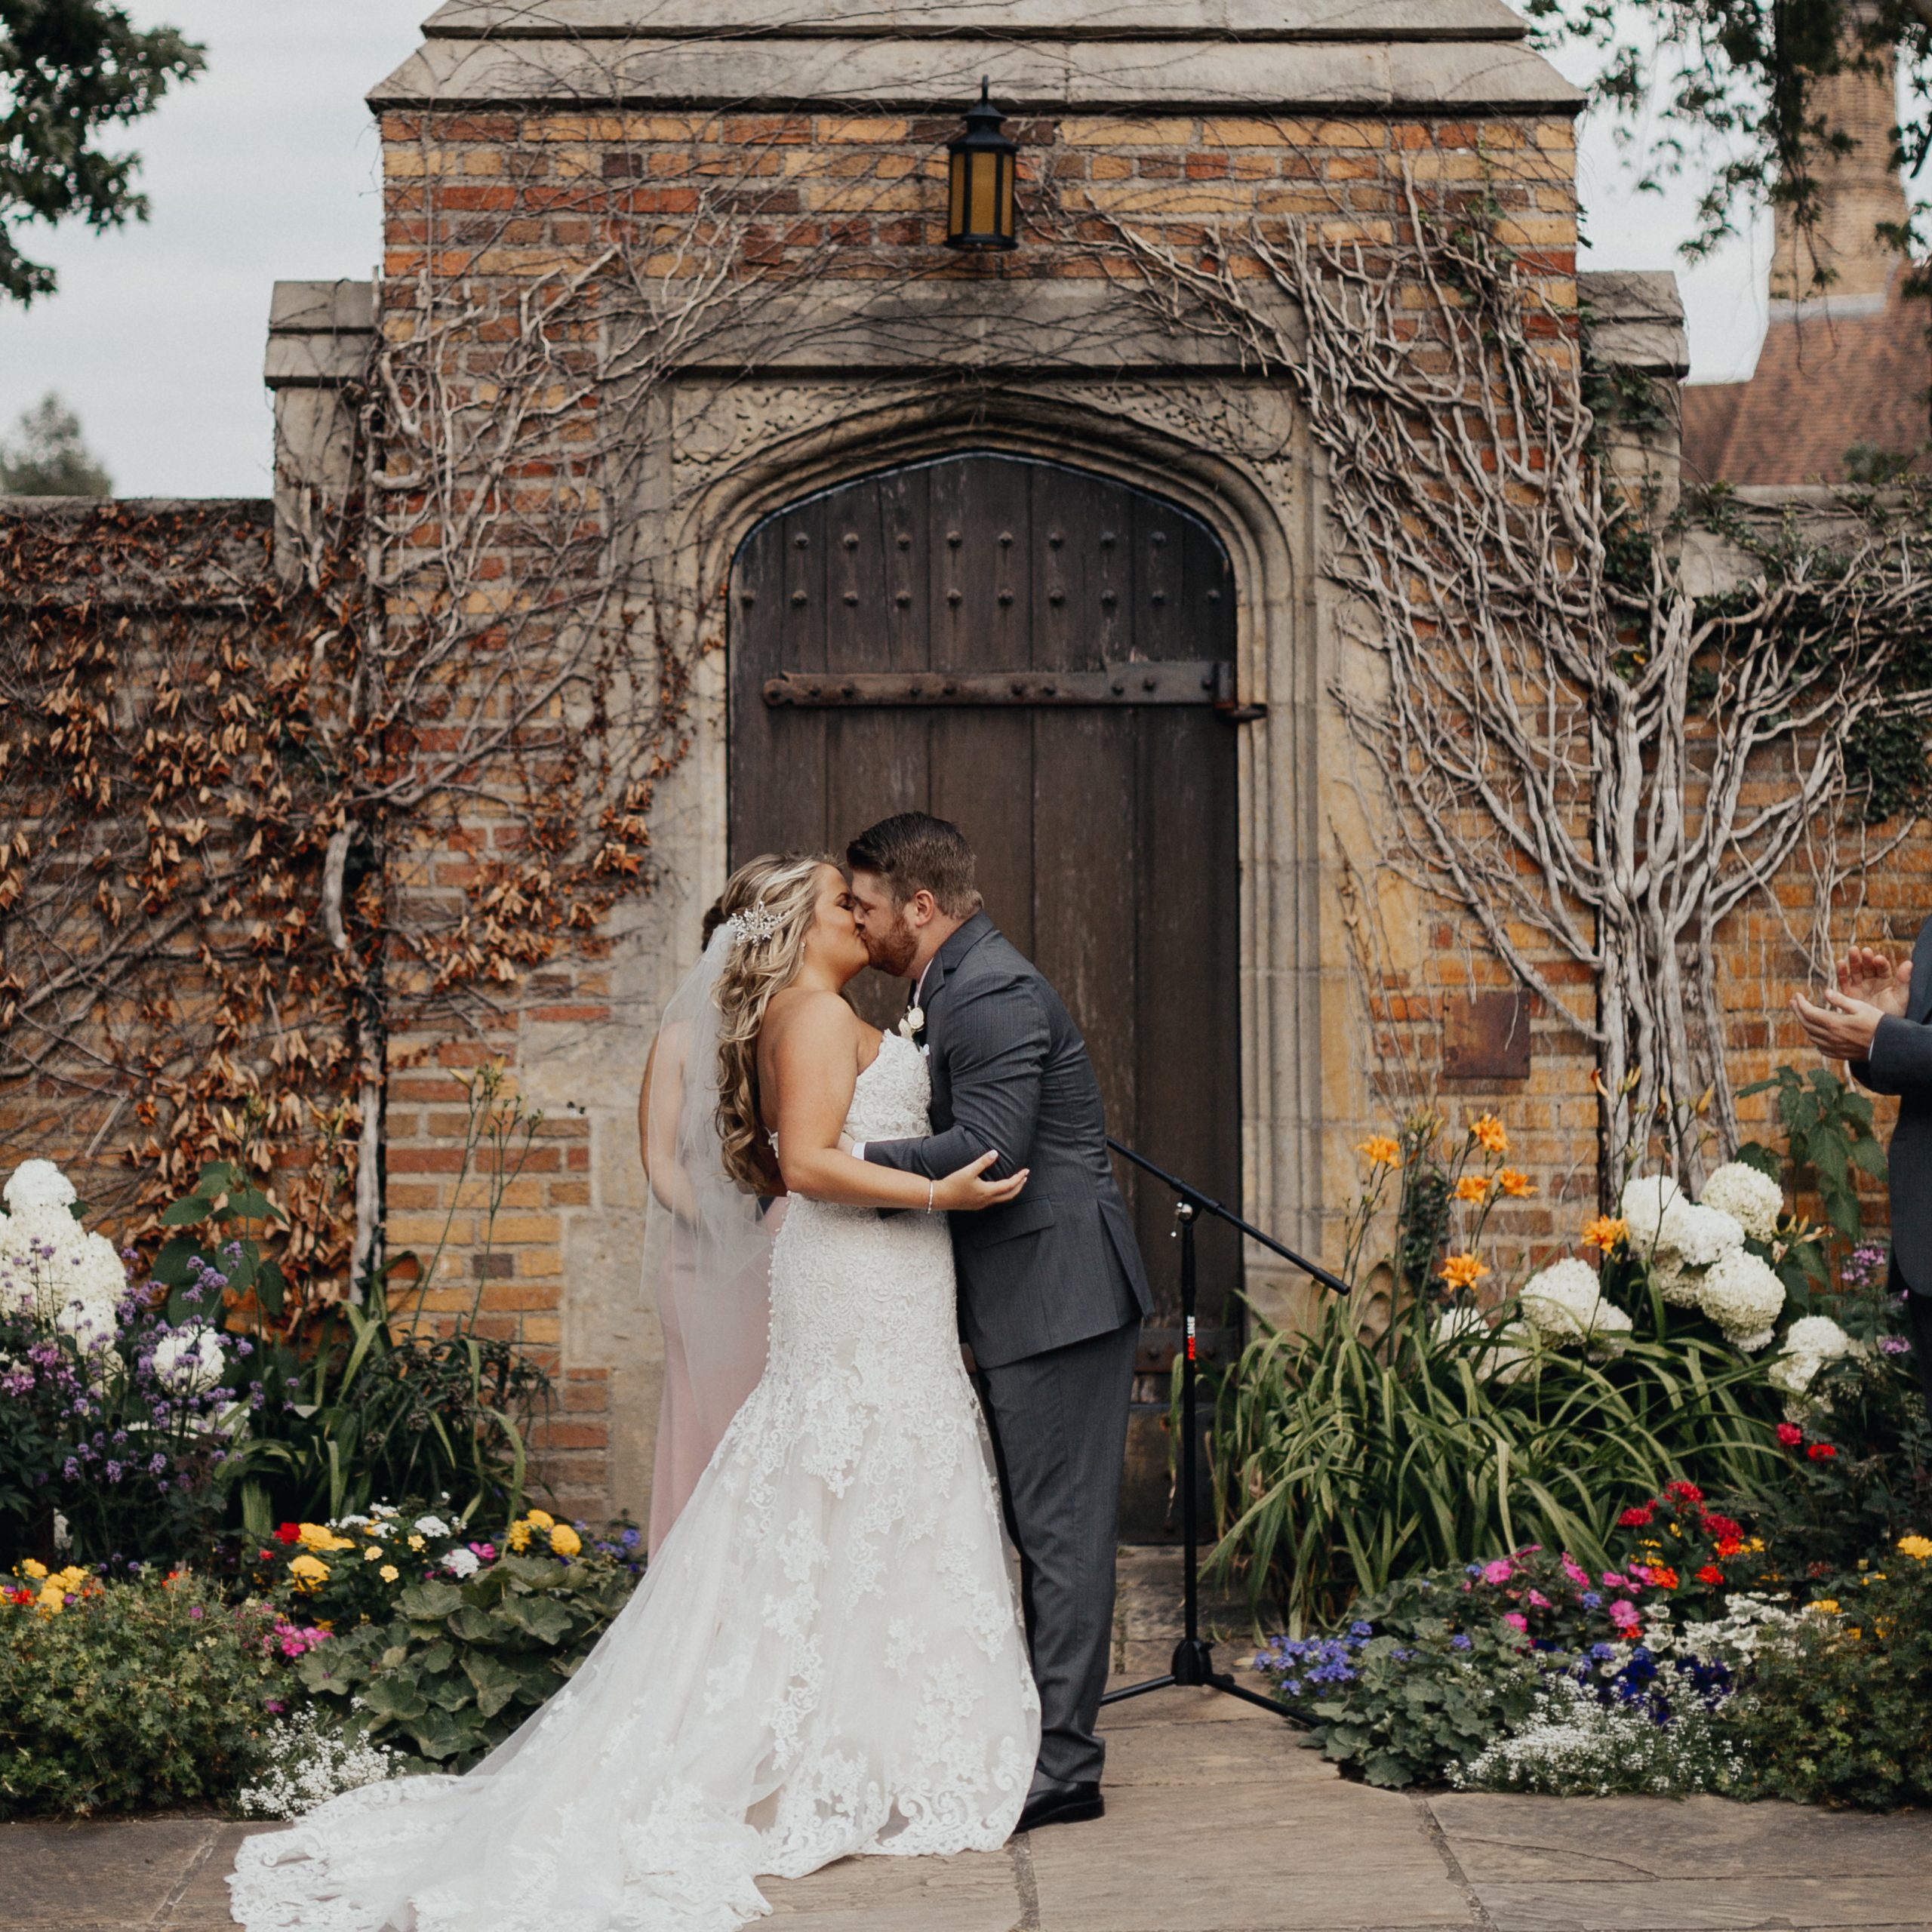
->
[1469, 1115, 1509, 1156]
[1357, 1135, 1401, 1168]
[1439, 1252, 1489, 1291]
[1454, 1174, 1493, 1203]
[1497, 1169, 1535, 1198]
[1582, 1215, 1628, 1251]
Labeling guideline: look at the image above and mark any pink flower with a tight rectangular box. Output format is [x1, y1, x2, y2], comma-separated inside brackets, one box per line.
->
[1561, 1555, 1590, 1587]
[1481, 1559, 1515, 1586]
[1502, 1611, 1528, 1633]
[1527, 1589, 1552, 1609]
[1607, 1598, 1639, 1626]
[469, 1542, 497, 1561]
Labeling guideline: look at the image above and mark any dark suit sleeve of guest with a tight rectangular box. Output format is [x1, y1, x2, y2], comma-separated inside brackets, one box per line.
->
[1862, 1014, 1932, 1099]
[860, 976, 1049, 1185]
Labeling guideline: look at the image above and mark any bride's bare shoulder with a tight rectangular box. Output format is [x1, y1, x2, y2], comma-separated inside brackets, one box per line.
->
[761, 986, 858, 1053]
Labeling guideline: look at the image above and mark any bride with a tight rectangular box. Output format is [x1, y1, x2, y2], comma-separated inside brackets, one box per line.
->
[230, 854, 1041, 1932]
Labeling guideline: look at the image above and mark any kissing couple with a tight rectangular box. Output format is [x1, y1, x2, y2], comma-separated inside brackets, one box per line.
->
[231, 811, 1154, 1932]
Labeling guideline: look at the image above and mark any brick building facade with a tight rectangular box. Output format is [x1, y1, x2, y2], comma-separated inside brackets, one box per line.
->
[5, 0, 1915, 1530]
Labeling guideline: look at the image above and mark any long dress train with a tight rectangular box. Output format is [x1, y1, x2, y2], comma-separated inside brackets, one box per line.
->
[229, 1030, 1038, 1931]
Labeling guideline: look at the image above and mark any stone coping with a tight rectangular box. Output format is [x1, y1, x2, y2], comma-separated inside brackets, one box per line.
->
[370, 33, 1582, 113]
[420, 0, 1531, 43]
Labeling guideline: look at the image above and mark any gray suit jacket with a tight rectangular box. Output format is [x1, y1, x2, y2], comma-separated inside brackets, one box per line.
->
[861, 912, 1152, 1368]
[1851, 914, 1932, 1294]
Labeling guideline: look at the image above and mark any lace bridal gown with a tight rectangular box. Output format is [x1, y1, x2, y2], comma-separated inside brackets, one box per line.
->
[230, 1029, 1039, 1932]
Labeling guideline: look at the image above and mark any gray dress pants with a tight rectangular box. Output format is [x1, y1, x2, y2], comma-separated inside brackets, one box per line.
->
[975, 1315, 1140, 1787]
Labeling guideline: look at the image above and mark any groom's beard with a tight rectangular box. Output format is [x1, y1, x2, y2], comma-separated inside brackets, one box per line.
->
[861, 909, 918, 977]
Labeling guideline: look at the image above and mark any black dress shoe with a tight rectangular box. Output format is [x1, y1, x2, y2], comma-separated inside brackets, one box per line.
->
[1015, 1779, 1104, 1833]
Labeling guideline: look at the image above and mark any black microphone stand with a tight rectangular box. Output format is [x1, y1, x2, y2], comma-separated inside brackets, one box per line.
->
[1100, 1138, 1352, 1716]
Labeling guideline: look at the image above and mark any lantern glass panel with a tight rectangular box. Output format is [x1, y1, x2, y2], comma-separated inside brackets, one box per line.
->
[968, 151, 998, 238]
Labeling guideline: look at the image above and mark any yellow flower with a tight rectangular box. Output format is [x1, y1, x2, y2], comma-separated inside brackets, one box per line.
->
[1469, 1115, 1509, 1156]
[53, 1566, 86, 1590]
[380, 1564, 400, 1584]
[1439, 1253, 1489, 1291]
[364, 1546, 383, 1563]
[1897, 1534, 1932, 1561]
[408, 1534, 426, 1552]
[288, 1554, 330, 1589]
[525, 1509, 555, 1531]
[20, 1559, 47, 1580]
[1807, 1598, 1840, 1616]
[506, 1521, 532, 1552]
[1454, 1174, 1492, 1204]
[1357, 1135, 1401, 1168]
[1497, 1169, 1535, 1199]
[549, 1524, 582, 1558]
[1582, 1215, 1629, 1252]
[297, 1524, 355, 1554]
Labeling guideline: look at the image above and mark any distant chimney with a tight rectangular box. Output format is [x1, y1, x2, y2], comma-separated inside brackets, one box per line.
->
[1768, 19, 1909, 310]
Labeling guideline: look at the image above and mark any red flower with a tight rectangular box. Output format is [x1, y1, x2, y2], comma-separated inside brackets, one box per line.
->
[1664, 1480, 1705, 1506]
[273, 1523, 302, 1545]
[1808, 1443, 1838, 1460]
[1715, 1537, 1743, 1558]
[1776, 1423, 1804, 1447]
[1696, 1564, 1724, 1586]
[1647, 1565, 1681, 1589]
[258, 1549, 276, 1561]
[1701, 1512, 1743, 1542]
[1618, 1505, 1654, 1527]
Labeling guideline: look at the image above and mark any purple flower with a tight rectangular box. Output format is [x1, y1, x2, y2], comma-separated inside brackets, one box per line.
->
[1450, 1633, 1473, 1651]
[189, 1605, 204, 1620]
[104, 1461, 123, 1482]
[1881, 1336, 1912, 1357]
[148, 1452, 167, 1474]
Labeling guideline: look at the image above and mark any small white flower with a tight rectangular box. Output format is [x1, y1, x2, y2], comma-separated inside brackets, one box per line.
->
[445, 1546, 481, 1580]
[412, 1514, 452, 1538]
[1697, 1162, 1786, 1244]
[897, 1005, 925, 1041]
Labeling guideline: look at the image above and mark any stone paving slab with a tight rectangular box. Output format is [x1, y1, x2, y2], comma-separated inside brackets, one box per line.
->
[16, 1690, 1932, 1930]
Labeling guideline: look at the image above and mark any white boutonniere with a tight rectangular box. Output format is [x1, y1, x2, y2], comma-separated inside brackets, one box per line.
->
[897, 1005, 924, 1042]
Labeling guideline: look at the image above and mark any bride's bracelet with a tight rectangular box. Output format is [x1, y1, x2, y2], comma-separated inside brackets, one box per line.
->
[925, 1178, 936, 1214]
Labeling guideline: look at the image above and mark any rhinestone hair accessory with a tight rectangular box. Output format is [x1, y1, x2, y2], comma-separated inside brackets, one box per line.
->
[725, 902, 783, 946]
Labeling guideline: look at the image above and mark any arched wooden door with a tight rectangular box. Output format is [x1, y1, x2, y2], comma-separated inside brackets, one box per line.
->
[728, 451, 1242, 1341]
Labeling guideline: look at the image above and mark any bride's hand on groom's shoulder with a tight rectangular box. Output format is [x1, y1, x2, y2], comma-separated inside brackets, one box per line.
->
[936, 1149, 1029, 1212]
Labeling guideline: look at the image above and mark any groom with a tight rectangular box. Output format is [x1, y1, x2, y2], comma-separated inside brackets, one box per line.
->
[844, 812, 1152, 1833]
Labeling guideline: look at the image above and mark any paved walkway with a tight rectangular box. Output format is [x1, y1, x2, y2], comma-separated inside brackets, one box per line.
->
[14, 1686, 1932, 1931]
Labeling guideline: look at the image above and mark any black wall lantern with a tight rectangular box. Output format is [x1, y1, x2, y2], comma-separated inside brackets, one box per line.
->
[946, 78, 1018, 251]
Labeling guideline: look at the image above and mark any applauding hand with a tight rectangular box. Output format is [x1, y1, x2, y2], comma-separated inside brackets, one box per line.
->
[1792, 945, 1909, 1060]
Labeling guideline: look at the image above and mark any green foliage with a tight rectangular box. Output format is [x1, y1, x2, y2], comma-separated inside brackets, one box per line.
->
[0, 1570, 287, 1817]
[1206, 1291, 1780, 1632]
[165, 1084, 555, 1534]
[1737, 1064, 1887, 1245]
[0, 391, 109, 494]
[296, 1552, 639, 1771]
[0, 2, 206, 304]
[1307, 1623, 1540, 1790]
[1729, 1552, 1932, 1808]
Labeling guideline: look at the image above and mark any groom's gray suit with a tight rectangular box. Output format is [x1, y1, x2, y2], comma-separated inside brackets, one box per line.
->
[860, 910, 1152, 1787]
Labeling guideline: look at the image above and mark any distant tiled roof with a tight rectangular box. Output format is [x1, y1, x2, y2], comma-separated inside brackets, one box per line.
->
[1681, 281, 1931, 486]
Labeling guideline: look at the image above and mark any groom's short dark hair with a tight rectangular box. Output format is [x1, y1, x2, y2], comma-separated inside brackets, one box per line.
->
[847, 813, 982, 918]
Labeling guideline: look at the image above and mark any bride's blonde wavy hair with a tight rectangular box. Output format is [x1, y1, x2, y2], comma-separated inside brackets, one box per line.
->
[713, 851, 835, 1190]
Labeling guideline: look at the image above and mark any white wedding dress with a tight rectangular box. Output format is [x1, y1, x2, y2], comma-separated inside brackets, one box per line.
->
[230, 1030, 1039, 1932]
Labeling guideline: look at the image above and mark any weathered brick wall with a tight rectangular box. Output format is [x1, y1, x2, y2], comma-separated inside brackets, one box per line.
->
[368, 97, 1587, 1504]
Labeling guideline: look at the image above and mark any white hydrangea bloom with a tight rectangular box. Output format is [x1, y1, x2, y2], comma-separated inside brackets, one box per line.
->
[1697, 1163, 1785, 1244]
[1652, 1252, 1701, 1308]
[1620, 1174, 1683, 1247]
[3, 1159, 78, 1214]
[1658, 1199, 1746, 1271]
[445, 1546, 482, 1580]
[1, 1202, 126, 1347]
[152, 1324, 228, 1395]
[1767, 1314, 1857, 1398]
[1519, 1257, 1634, 1349]
[1695, 1248, 1788, 1350]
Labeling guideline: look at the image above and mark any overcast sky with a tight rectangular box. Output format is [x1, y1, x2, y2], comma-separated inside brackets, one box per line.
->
[0, 2, 1776, 500]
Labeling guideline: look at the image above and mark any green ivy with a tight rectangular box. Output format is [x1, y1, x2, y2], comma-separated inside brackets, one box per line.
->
[1737, 1064, 1887, 1246]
